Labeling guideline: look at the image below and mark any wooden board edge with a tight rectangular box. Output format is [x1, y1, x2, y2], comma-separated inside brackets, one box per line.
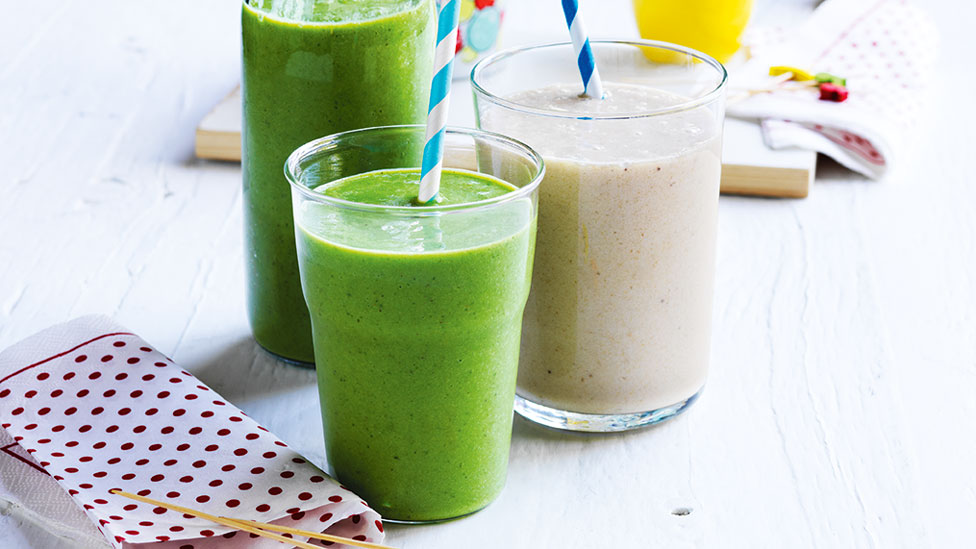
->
[720, 163, 813, 198]
[195, 129, 241, 162]
[195, 95, 816, 198]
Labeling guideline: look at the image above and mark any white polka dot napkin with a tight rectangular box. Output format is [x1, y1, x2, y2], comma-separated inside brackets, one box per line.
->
[0, 315, 384, 549]
[728, 0, 938, 179]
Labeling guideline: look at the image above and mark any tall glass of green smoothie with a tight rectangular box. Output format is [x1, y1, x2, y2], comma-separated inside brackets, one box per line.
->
[286, 125, 543, 522]
[241, 0, 434, 364]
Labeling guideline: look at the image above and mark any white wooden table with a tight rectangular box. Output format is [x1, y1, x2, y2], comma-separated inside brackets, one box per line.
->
[2, 0, 974, 547]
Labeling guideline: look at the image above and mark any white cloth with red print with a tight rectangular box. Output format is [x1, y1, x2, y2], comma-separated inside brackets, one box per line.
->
[0, 316, 384, 549]
[727, 0, 937, 179]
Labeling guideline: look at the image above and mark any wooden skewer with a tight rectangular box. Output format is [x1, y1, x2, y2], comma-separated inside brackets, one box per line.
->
[726, 72, 820, 107]
[781, 80, 820, 90]
[227, 518, 394, 549]
[109, 490, 394, 549]
[728, 71, 795, 93]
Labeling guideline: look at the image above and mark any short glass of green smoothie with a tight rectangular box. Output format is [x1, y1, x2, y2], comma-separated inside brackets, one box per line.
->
[285, 125, 544, 523]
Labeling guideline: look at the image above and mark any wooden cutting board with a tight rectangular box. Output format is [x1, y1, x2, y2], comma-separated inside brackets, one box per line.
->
[196, 87, 815, 198]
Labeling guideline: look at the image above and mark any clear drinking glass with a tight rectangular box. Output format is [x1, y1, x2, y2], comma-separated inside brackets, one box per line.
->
[286, 125, 543, 522]
[241, 0, 434, 365]
[472, 40, 727, 432]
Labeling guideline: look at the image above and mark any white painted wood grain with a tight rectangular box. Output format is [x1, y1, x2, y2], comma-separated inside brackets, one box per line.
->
[1, 0, 974, 547]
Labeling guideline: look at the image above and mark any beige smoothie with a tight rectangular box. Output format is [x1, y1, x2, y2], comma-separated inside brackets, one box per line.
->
[480, 83, 722, 415]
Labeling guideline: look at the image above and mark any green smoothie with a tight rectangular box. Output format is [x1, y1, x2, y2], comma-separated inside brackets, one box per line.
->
[295, 168, 536, 521]
[241, 0, 434, 363]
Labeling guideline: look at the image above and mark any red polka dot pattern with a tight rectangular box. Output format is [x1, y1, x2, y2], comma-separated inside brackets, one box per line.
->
[735, 0, 937, 175]
[0, 323, 383, 548]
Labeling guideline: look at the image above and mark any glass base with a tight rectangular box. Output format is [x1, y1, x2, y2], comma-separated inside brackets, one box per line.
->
[256, 342, 315, 369]
[379, 503, 490, 525]
[514, 388, 702, 432]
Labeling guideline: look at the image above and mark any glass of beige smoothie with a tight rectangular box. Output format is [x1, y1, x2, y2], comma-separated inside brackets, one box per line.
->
[472, 40, 727, 432]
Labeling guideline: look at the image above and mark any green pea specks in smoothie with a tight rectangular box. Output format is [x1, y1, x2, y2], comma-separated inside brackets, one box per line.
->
[317, 168, 517, 207]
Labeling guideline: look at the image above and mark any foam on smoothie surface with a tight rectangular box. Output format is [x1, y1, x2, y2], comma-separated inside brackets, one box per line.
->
[247, 0, 425, 23]
[317, 168, 516, 207]
[501, 83, 717, 162]
[301, 168, 527, 254]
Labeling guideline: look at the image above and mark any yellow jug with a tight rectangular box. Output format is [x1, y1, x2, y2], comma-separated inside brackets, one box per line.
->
[632, 0, 753, 63]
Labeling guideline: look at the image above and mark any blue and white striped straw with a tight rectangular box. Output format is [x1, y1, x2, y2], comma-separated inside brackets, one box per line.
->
[560, 0, 604, 99]
[418, 0, 462, 205]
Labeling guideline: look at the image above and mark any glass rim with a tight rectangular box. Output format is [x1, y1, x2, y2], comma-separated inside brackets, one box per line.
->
[241, 0, 429, 27]
[284, 124, 545, 215]
[470, 39, 728, 121]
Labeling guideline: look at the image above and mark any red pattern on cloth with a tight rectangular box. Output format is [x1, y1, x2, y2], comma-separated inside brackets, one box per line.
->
[0, 317, 383, 549]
